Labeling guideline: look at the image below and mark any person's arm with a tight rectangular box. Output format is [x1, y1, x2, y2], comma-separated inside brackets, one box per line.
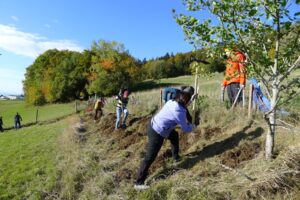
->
[239, 63, 246, 86]
[177, 111, 193, 133]
[185, 108, 192, 124]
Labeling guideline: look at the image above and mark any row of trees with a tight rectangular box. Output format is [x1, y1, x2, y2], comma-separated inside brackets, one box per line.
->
[23, 40, 225, 105]
[24, 40, 142, 105]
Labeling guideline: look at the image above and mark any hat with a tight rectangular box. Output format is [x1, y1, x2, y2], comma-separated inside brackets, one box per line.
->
[182, 86, 194, 96]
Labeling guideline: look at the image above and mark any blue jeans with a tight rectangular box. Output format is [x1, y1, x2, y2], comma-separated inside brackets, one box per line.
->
[115, 107, 129, 129]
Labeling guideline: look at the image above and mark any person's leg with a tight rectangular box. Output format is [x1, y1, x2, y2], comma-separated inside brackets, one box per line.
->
[94, 109, 98, 120]
[168, 130, 180, 161]
[227, 84, 235, 105]
[122, 108, 129, 127]
[136, 123, 164, 185]
[115, 107, 122, 129]
[231, 83, 242, 104]
[14, 121, 17, 129]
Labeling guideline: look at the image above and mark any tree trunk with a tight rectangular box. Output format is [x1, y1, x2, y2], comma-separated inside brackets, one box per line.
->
[265, 111, 275, 160]
[265, 86, 278, 160]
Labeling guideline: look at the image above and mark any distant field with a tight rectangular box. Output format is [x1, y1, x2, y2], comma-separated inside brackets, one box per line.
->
[0, 120, 66, 199]
[127, 72, 300, 114]
[0, 101, 85, 129]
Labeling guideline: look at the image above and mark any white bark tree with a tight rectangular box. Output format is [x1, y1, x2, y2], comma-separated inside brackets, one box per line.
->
[175, 0, 300, 159]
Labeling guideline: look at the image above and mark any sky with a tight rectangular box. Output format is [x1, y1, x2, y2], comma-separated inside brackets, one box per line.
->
[0, 0, 198, 94]
[0, 1, 299, 94]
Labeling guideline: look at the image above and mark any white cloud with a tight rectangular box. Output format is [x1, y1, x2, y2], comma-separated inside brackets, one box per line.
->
[0, 24, 83, 58]
[11, 16, 19, 22]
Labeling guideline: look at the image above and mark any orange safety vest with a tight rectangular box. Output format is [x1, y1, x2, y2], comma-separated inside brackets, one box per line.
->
[223, 51, 247, 87]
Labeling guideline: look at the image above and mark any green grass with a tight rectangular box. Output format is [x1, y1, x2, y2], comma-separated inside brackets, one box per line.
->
[0, 120, 66, 200]
[0, 101, 84, 129]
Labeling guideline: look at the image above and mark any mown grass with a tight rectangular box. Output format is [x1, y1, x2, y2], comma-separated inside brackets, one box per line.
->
[0, 120, 66, 200]
[0, 101, 85, 129]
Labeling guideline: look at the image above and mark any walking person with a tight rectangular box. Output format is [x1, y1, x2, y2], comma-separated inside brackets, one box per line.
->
[0, 116, 3, 132]
[134, 86, 195, 190]
[14, 112, 22, 129]
[221, 48, 247, 106]
[115, 88, 129, 129]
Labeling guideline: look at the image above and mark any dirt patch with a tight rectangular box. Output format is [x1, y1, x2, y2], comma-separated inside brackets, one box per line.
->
[118, 132, 145, 150]
[200, 126, 222, 140]
[220, 142, 261, 168]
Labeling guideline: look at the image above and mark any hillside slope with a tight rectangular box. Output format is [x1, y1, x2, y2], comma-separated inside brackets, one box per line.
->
[55, 107, 300, 200]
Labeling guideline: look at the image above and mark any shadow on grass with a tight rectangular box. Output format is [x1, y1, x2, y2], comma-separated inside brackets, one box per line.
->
[131, 80, 181, 92]
[150, 121, 264, 182]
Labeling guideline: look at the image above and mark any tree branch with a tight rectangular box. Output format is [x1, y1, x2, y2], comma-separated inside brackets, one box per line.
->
[278, 56, 300, 84]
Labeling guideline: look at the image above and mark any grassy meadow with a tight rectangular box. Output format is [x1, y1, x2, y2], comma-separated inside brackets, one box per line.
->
[0, 101, 85, 129]
[0, 120, 66, 199]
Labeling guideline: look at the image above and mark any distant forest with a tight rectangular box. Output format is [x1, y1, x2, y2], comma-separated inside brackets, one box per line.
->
[23, 40, 225, 105]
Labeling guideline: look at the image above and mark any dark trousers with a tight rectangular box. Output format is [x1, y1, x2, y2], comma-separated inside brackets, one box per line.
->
[14, 121, 21, 129]
[94, 109, 103, 120]
[136, 123, 179, 184]
[227, 83, 242, 105]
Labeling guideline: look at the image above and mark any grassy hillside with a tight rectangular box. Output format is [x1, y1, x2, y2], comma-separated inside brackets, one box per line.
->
[0, 73, 299, 200]
[0, 120, 66, 199]
[56, 104, 300, 199]
[55, 74, 300, 199]
[0, 101, 85, 129]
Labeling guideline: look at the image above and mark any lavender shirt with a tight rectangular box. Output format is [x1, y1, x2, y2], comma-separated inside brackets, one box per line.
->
[151, 100, 193, 138]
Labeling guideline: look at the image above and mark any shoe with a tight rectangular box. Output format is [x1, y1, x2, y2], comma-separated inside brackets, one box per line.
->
[121, 124, 127, 129]
[134, 184, 149, 190]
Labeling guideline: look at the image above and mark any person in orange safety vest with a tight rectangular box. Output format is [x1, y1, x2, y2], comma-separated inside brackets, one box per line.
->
[221, 48, 247, 106]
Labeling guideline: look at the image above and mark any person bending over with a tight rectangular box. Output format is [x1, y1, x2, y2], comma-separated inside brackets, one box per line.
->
[134, 86, 195, 189]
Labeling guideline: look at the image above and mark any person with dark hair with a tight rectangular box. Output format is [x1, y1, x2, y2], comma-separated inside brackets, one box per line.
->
[14, 112, 22, 129]
[134, 86, 195, 190]
[0, 116, 3, 132]
[115, 88, 130, 129]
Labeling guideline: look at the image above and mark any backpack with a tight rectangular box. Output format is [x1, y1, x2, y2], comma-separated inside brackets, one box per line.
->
[163, 88, 181, 102]
[250, 78, 271, 113]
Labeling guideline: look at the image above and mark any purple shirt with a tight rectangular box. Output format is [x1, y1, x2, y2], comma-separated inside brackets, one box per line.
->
[151, 100, 193, 138]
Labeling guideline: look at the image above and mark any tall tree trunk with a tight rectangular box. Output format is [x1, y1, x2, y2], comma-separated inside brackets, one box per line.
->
[265, 86, 278, 160]
[266, 111, 275, 160]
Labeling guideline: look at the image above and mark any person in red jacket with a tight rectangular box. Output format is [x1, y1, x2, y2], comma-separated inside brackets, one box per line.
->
[221, 48, 247, 105]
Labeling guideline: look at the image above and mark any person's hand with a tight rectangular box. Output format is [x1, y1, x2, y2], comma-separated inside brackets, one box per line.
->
[240, 84, 245, 89]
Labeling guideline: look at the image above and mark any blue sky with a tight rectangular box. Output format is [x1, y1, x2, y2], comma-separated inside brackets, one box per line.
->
[0, 1, 299, 94]
[0, 0, 196, 94]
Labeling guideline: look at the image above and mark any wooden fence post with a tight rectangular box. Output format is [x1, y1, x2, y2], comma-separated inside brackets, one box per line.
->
[160, 90, 163, 108]
[192, 67, 199, 125]
[75, 100, 78, 113]
[35, 108, 39, 124]
[248, 84, 253, 118]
